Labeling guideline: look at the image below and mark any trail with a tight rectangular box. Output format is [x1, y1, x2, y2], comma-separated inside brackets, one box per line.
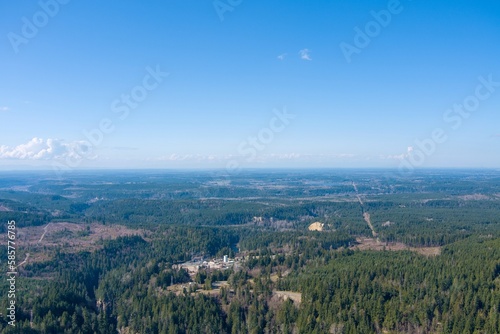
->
[352, 182, 378, 239]
[38, 223, 52, 243]
[16, 223, 54, 268]
[17, 253, 30, 268]
[17, 222, 52, 269]
[363, 212, 377, 238]
[17, 223, 52, 269]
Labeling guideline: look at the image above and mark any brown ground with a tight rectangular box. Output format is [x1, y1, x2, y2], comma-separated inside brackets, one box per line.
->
[12, 222, 145, 264]
[458, 194, 490, 200]
[352, 237, 441, 256]
[273, 291, 302, 304]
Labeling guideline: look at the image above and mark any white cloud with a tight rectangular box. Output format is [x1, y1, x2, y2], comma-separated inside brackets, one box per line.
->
[109, 146, 139, 151]
[299, 49, 312, 61]
[277, 53, 287, 61]
[384, 147, 414, 160]
[267, 153, 301, 159]
[0, 137, 95, 160]
[0, 106, 9, 111]
[158, 154, 217, 162]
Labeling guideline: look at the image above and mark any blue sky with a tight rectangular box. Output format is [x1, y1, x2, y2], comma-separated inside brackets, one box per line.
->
[1, 0, 500, 170]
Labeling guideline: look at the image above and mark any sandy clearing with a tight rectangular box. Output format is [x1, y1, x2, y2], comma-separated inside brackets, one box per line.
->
[274, 291, 302, 304]
[308, 222, 324, 231]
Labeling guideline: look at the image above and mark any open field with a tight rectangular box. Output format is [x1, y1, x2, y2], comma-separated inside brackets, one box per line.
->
[12, 222, 145, 264]
[352, 237, 441, 256]
[273, 291, 302, 304]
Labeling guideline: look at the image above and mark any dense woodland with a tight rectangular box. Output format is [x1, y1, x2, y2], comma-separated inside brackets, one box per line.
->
[0, 170, 499, 333]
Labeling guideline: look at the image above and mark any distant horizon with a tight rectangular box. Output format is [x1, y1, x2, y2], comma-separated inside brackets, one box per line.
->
[0, 166, 499, 173]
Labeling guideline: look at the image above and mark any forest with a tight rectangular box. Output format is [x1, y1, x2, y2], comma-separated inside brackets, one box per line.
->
[0, 169, 499, 333]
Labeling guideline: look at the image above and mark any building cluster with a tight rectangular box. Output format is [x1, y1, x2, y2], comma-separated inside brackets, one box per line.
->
[175, 255, 238, 276]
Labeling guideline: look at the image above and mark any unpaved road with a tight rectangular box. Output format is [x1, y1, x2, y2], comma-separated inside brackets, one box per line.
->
[38, 223, 52, 243]
[363, 212, 378, 238]
[353, 182, 378, 239]
[17, 253, 30, 267]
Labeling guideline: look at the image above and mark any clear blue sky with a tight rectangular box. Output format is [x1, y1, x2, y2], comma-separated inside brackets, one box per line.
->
[1, 0, 500, 170]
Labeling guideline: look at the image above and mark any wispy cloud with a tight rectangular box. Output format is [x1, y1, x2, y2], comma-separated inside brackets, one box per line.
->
[383, 146, 414, 160]
[277, 53, 287, 61]
[158, 154, 218, 162]
[0, 137, 95, 160]
[299, 49, 312, 61]
[109, 146, 139, 151]
[0, 106, 9, 111]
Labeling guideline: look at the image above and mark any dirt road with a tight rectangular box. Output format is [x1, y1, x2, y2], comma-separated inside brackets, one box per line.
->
[352, 182, 378, 239]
